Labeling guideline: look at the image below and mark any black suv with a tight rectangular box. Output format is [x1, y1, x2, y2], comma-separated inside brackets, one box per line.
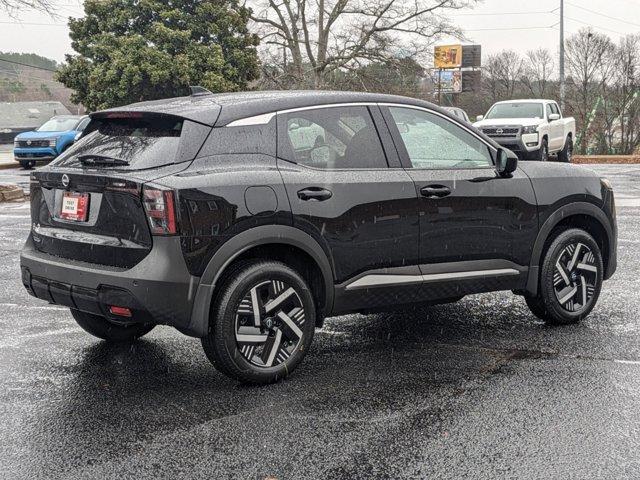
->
[20, 91, 617, 384]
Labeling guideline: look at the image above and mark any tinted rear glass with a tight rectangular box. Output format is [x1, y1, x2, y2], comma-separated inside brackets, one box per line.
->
[277, 106, 387, 169]
[54, 115, 183, 169]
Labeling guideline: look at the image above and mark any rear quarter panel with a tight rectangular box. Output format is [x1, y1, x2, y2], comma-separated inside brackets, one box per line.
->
[564, 117, 576, 137]
[160, 153, 292, 277]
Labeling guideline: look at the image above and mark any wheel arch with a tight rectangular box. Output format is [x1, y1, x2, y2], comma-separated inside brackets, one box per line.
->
[186, 225, 335, 337]
[526, 202, 614, 295]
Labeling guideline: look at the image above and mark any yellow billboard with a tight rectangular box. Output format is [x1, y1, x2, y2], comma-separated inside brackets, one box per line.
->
[434, 44, 462, 69]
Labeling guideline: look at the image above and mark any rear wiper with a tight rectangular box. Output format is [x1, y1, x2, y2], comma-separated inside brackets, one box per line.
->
[78, 154, 129, 166]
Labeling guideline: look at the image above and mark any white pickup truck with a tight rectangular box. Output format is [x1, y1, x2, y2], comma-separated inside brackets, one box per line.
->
[473, 99, 576, 162]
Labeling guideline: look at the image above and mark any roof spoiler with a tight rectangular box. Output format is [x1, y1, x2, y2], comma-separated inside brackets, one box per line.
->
[190, 86, 213, 97]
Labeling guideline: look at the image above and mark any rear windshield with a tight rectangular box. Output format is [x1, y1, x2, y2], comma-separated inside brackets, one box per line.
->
[54, 115, 183, 169]
[485, 103, 543, 120]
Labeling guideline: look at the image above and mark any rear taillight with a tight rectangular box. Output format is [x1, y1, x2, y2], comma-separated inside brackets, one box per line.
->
[142, 187, 177, 235]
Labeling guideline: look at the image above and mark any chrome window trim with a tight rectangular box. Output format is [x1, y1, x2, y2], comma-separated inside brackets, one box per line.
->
[225, 103, 378, 127]
[225, 112, 276, 127]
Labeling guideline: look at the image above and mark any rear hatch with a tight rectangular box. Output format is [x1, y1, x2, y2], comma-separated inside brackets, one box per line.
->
[30, 112, 211, 268]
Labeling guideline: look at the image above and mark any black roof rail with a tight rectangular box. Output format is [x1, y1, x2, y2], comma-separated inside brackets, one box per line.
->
[190, 86, 213, 97]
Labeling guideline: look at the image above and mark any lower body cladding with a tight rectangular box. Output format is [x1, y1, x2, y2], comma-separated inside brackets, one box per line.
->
[332, 260, 529, 314]
[20, 234, 200, 334]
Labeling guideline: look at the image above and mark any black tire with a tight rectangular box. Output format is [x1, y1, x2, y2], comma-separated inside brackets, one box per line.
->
[557, 135, 573, 163]
[70, 309, 155, 342]
[202, 260, 316, 384]
[19, 160, 35, 170]
[525, 228, 603, 325]
[534, 138, 549, 161]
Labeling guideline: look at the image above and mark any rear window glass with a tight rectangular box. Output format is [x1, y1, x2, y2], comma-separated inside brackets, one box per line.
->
[54, 115, 183, 169]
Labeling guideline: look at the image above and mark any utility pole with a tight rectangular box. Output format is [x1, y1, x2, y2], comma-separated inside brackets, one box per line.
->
[559, 0, 565, 110]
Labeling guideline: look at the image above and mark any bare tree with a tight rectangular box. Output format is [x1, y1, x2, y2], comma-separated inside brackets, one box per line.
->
[482, 50, 524, 102]
[565, 28, 614, 153]
[1, 0, 53, 15]
[249, 0, 475, 88]
[522, 48, 555, 98]
[601, 34, 640, 154]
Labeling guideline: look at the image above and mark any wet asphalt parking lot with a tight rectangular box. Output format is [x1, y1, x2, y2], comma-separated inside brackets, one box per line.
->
[1, 163, 640, 479]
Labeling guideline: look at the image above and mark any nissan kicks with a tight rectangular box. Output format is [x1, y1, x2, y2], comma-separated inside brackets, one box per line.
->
[20, 91, 617, 384]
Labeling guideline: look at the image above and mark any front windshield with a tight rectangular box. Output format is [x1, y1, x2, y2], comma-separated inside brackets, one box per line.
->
[37, 117, 79, 132]
[485, 103, 543, 120]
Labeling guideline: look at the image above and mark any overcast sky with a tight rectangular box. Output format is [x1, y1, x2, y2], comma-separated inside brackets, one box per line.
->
[0, 0, 638, 64]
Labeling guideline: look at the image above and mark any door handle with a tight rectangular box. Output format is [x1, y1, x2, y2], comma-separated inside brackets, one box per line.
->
[420, 185, 451, 198]
[297, 187, 333, 201]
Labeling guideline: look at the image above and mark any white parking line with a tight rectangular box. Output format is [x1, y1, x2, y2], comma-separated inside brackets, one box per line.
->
[0, 303, 67, 311]
[613, 359, 640, 366]
[616, 199, 640, 207]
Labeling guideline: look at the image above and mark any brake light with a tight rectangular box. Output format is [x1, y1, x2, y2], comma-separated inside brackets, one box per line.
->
[142, 187, 177, 235]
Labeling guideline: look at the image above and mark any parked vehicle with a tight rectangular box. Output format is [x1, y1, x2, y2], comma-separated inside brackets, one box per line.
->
[473, 99, 575, 162]
[13, 115, 90, 169]
[20, 91, 617, 384]
[443, 106, 470, 123]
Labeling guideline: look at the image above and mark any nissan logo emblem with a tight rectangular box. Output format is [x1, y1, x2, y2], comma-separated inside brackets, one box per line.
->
[496, 128, 504, 135]
[61, 174, 70, 188]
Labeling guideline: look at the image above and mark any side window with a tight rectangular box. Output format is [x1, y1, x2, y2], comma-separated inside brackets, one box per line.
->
[76, 118, 90, 131]
[278, 106, 387, 169]
[550, 103, 561, 116]
[388, 107, 492, 169]
[546, 104, 553, 118]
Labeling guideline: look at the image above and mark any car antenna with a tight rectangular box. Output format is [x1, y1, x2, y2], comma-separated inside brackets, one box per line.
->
[190, 86, 213, 97]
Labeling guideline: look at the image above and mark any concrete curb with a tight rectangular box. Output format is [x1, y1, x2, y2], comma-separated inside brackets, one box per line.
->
[0, 184, 25, 202]
[574, 155, 640, 164]
[0, 162, 17, 171]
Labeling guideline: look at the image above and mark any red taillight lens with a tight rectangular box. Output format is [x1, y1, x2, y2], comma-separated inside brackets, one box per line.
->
[109, 306, 132, 317]
[142, 187, 177, 235]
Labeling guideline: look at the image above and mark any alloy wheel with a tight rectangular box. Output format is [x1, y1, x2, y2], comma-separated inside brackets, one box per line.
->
[235, 280, 306, 368]
[553, 242, 598, 313]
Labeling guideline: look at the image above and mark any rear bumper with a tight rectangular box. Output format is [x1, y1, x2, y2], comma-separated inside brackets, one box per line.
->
[20, 234, 201, 334]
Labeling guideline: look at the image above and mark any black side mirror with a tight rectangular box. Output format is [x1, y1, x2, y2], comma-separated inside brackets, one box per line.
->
[496, 148, 517, 177]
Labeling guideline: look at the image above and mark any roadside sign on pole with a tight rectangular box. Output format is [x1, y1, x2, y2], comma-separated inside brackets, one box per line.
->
[432, 69, 462, 93]
[434, 45, 463, 69]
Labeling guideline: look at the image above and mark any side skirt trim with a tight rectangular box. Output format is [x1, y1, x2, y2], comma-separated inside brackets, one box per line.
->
[345, 268, 520, 291]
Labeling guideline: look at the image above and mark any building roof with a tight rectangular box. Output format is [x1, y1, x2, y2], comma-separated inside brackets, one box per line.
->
[0, 101, 72, 130]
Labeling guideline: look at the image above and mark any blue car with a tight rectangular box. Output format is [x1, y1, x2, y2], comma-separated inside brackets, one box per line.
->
[13, 115, 90, 169]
